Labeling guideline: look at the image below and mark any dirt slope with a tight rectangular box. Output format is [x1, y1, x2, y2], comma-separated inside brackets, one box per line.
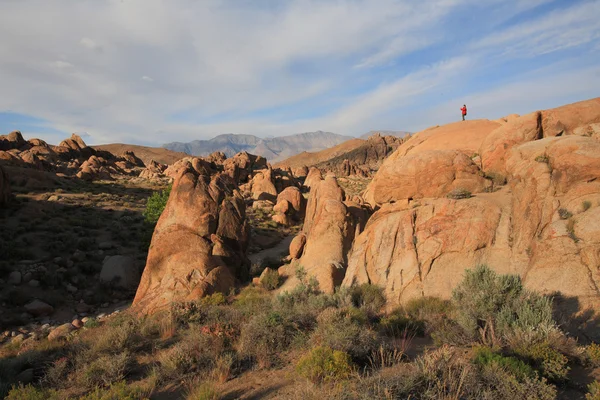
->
[93, 143, 188, 165]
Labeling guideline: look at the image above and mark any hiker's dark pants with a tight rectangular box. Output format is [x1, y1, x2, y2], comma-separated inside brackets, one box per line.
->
[462, 114, 466, 121]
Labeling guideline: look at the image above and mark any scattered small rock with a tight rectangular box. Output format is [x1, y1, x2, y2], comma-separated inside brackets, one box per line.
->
[47, 323, 75, 341]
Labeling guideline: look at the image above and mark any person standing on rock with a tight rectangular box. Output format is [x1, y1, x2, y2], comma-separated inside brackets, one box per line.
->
[461, 104, 467, 121]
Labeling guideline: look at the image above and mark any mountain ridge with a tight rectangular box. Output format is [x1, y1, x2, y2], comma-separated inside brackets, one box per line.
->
[162, 131, 354, 162]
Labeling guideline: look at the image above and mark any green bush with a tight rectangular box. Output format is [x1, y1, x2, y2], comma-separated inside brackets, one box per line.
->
[5, 385, 61, 400]
[143, 185, 171, 224]
[473, 346, 534, 381]
[198, 292, 227, 306]
[514, 342, 570, 383]
[583, 201, 592, 212]
[379, 311, 425, 337]
[586, 343, 600, 367]
[260, 268, 281, 290]
[446, 188, 472, 200]
[452, 265, 556, 346]
[79, 380, 148, 400]
[346, 284, 386, 316]
[296, 346, 354, 383]
[586, 381, 600, 400]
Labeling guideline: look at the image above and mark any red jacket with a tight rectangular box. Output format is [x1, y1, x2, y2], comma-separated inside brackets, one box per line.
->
[461, 106, 467, 115]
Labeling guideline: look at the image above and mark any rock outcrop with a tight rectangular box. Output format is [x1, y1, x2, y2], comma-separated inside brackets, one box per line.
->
[343, 115, 600, 310]
[139, 160, 167, 179]
[279, 176, 367, 293]
[132, 167, 250, 315]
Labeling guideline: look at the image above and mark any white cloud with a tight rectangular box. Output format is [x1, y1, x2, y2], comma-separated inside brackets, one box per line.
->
[0, 0, 597, 146]
[52, 60, 74, 69]
[80, 37, 103, 52]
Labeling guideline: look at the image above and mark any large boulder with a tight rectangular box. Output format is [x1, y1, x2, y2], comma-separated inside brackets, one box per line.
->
[303, 167, 323, 189]
[0, 164, 10, 206]
[279, 176, 366, 293]
[251, 167, 278, 201]
[480, 97, 600, 175]
[343, 134, 600, 310]
[120, 151, 145, 168]
[132, 168, 249, 315]
[276, 186, 305, 216]
[59, 133, 88, 152]
[139, 159, 167, 179]
[100, 255, 140, 289]
[0, 131, 28, 151]
[364, 150, 490, 206]
[223, 151, 267, 184]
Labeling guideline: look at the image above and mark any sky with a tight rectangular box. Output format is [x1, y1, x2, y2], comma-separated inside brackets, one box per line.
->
[0, 0, 599, 146]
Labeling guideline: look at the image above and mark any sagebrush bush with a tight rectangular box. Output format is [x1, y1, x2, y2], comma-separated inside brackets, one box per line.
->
[309, 307, 380, 361]
[379, 311, 425, 337]
[75, 351, 132, 389]
[586, 343, 600, 367]
[346, 284, 386, 317]
[143, 185, 171, 224]
[238, 311, 295, 367]
[5, 385, 61, 400]
[446, 188, 472, 199]
[260, 268, 281, 290]
[296, 346, 354, 383]
[78, 380, 149, 400]
[587, 381, 600, 400]
[452, 265, 556, 346]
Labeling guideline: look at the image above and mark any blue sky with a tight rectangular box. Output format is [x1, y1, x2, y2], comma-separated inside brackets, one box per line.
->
[0, 0, 599, 146]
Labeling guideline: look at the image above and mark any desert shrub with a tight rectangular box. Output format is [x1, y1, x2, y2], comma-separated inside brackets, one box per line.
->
[233, 286, 271, 316]
[379, 311, 425, 337]
[238, 311, 295, 367]
[558, 208, 573, 220]
[587, 381, 600, 400]
[473, 346, 534, 381]
[485, 172, 507, 186]
[198, 292, 227, 306]
[535, 155, 550, 163]
[260, 268, 281, 290]
[186, 380, 220, 400]
[79, 380, 148, 400]
[586, 343, 600, 367]
[210, 352, 236, 384]
[452, 265, 556, 346]
[75, 351, 132, 389]
[513, 342, 569, 382]
[309, 307, 380, 361]
[566, 218, 579, 242]
[296, 346, 354, 383]
[583, 200, 593, 212]
[143, 185, 171, 224]
[89, 315, 142, 354]
[404, 296, 452, 321]
[446, 188, 472, 200]
[5, 385, 61, 400]
[345, 284, 386, 317]
[84, 317, 100, 329]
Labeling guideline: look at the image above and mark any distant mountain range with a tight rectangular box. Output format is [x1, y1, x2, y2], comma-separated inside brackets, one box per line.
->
[162, 131, 354, 162]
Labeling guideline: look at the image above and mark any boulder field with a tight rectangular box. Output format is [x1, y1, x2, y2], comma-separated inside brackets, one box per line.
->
[129, 97, 600, 316]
